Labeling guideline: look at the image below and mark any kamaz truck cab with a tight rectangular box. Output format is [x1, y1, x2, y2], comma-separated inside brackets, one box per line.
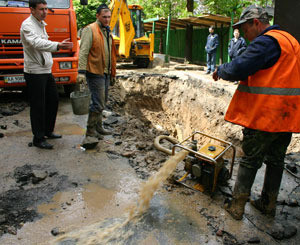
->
[0, 0, 79, 94]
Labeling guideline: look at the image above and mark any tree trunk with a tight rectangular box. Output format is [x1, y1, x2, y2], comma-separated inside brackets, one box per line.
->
[185, 25, 193, 62]
[187, 0, 194, 13]
[185, 0, 194, 62]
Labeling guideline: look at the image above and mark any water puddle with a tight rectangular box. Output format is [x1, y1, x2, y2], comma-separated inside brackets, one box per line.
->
[54, 123, 85, 136]
[2, 181, 137, 245]
[53, 150, 189, 244]
[5, 123, 85, 137]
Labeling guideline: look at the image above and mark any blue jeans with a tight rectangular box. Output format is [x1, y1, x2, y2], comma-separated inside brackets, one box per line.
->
[207, 52, 216, 72]
[86, 72, 110, 113]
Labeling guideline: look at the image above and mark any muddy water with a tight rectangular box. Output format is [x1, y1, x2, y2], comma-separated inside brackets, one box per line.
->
[53, 150, 189, 244]
[2, 180, 139, 245]
[5, 122, 85, 137]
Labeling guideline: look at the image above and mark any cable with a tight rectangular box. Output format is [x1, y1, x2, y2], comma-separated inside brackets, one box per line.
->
[284, 166, 300, 179]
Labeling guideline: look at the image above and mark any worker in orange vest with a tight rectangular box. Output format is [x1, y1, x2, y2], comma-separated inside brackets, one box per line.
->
[213, 5, 300, 220]
[77, 4, 117, 149]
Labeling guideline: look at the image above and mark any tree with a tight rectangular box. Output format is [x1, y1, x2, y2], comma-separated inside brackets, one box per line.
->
[186, 0, 194, 62]
[73, 0, 106, 30]
[128, 0, 197, 18]
[203, 0, 275, 18]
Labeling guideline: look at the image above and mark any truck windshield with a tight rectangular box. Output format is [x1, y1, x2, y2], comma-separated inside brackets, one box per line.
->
[0, 0, 70, 9]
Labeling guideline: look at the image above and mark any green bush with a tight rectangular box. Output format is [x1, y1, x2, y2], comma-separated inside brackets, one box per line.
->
[73, 0, 108, 30]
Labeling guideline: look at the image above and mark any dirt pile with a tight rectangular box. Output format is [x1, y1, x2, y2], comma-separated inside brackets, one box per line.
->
[116, 71, 300, 155]
[0, 92, 27, 118]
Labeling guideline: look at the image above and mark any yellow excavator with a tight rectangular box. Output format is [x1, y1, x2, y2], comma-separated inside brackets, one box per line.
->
[109, 0, 154, 68]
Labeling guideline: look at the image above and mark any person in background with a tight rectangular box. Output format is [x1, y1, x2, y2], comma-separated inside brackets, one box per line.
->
[228, 29, 247, 61]
[213, 5, 300, 220]
[21, 0, 73, 149]
[77, 3, 117, 149]
[205, 26, 219, 74]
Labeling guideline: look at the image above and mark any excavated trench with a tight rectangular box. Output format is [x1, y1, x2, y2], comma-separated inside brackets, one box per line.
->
[116, 71, 300, 154]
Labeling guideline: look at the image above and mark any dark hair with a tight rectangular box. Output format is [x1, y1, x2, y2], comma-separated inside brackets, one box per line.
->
[247, 18, 269, 25]
[209, 26, 215, 30]
[246, 19, 254, 25]
[96, 3, 110, 14]
[258, 18, 270, 25]
[29, 0, 47, 8]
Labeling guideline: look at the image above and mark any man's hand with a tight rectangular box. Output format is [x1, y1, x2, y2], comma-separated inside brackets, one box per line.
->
[212, 70, 219, 81]
[110, 77, 116, 86]
[58, 38, 73, 50]
[77, 73, 86, 84]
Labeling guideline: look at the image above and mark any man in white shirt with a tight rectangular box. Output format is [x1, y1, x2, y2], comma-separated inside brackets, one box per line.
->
[20, 0, 73, 149]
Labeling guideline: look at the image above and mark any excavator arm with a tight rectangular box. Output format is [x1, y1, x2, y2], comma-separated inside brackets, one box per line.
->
[109, 0, 135, 58]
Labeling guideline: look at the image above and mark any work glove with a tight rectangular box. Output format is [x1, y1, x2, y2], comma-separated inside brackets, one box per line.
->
[110, 76, 116, 86]
[77, 73, 86, 85]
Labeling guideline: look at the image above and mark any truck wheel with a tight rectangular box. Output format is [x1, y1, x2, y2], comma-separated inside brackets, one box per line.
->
[134, 58, 150, 68]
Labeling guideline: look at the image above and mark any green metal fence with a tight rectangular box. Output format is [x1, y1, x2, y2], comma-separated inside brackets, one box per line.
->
[153, 27, 231, 65]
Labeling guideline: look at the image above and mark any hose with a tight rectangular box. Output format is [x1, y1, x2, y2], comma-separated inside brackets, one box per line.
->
[284, 166, 300, 179]
[154, 135, 179, 156]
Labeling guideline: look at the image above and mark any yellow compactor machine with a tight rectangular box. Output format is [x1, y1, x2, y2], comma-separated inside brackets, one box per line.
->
[154, 131, 236, 195]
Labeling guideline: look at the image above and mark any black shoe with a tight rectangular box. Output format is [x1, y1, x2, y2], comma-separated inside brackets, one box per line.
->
[205, 70, 211, 74]
[33, 140, 53, 149]
[45, 133, 62, 139]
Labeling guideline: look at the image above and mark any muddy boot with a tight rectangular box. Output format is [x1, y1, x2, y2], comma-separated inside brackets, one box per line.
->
[96, 114, 112, 135]
[81, 136, 99, 149]
[250, 165, 283, 217]
[86, 111, 103, 140]
[224, 165, 257, 220]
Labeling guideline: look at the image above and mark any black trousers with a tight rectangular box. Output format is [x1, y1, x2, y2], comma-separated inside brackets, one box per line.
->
[24, 73, 59, 140]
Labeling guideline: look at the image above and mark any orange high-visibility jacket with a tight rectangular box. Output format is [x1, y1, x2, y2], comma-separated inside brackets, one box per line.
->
[225, 29, 300, 132]
[87, 22, 117, 77]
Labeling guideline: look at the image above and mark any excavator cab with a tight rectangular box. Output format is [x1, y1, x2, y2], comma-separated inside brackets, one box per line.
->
[109, 1, 154, 68]
[130, 7, 145, 38]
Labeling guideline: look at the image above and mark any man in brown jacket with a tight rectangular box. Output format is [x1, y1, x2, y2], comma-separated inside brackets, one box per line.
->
[77, 3, 117, 149]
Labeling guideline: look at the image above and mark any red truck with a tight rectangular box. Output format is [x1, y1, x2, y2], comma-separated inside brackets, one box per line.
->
[0, 0, 80, 94]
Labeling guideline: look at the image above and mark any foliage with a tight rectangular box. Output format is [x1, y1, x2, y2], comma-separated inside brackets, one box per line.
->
[73, 0, 276, 29]
[128, 0, 199, 19]
[73, 0, 107, 30]
[203, 0, 275, 17]
[73, 0, 198, 29]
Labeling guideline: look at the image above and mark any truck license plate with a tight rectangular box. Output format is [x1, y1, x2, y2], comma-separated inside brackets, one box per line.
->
[4, 75, 25, 84]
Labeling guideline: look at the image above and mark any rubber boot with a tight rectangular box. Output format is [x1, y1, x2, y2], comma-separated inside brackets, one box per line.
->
[250, 165, 284, 217]
[96, 114, 112, 135]
[224, 165, 257, 220]
[86, 111, 103, 140]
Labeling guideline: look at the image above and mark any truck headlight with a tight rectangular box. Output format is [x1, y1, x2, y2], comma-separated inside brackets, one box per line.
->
[59, 62, 72, 70]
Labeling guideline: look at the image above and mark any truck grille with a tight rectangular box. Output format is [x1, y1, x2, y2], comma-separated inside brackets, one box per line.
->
[0, 36, 23, 59]
[0, 36, 73, 60]
[0, 54, 24, 59]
